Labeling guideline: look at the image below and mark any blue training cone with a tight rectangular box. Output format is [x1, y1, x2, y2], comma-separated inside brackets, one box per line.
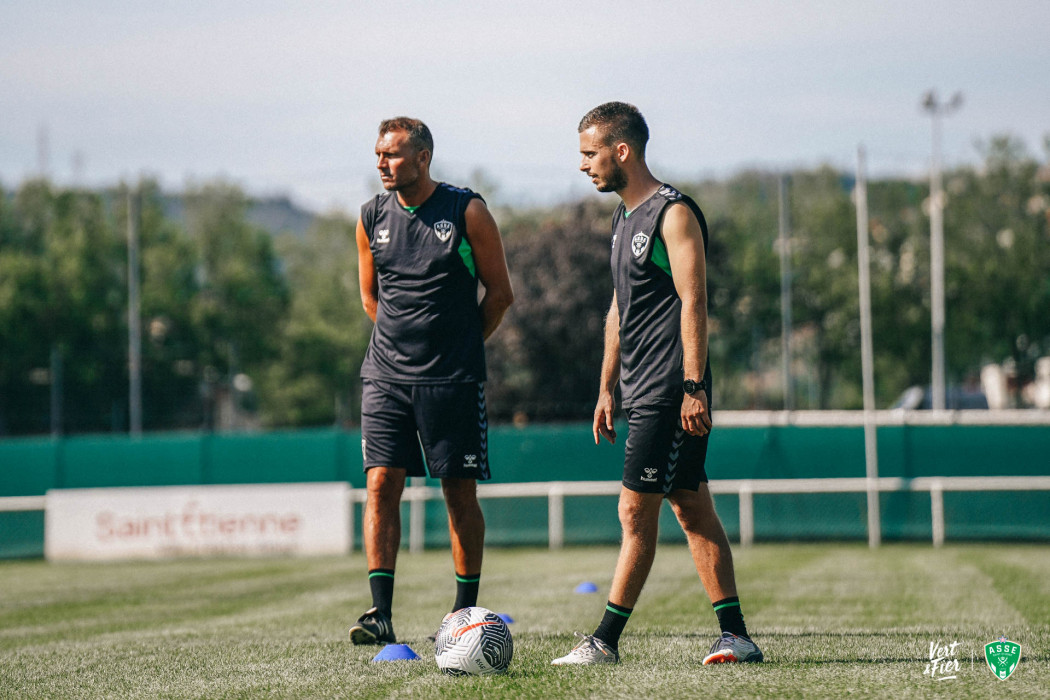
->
[371, 644, 420, 662]
[574, 581, 599, 594]
[497, 613, 515, 624]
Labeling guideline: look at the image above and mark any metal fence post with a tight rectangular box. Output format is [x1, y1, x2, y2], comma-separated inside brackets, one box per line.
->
[930, 480, 945, 547]
[408, 477, 425, 553]
[347, 488, 355, 553]
[739, 483, 754, 547]
[548, 483, 565, 550]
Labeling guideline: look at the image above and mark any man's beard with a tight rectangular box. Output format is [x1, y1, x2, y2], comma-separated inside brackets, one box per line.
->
[382, 171, 418, 192]
[597, 163, 627, 192]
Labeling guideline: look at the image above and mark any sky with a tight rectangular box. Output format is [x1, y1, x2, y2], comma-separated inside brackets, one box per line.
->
[2, 1, 1048, 213]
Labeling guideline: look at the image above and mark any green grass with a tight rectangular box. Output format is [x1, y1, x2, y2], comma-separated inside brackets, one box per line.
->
[1, 544, 1047, 698]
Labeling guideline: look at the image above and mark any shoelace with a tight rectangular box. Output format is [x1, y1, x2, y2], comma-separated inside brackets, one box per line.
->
[572, 632, 612, 657]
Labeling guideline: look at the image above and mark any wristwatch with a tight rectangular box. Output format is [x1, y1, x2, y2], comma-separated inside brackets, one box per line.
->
[683, 378, 707, 395]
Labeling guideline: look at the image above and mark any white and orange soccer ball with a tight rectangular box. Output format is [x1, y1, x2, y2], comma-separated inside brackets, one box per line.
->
[434, 606, 513, 676]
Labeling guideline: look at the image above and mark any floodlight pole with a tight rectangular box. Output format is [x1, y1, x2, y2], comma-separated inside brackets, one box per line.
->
[922, 90, 962, 411]
[856, 146, 880, 548]
[49, 345, 62, 436]
[778, 174, 793, 410]
[127, 186, 143, 436]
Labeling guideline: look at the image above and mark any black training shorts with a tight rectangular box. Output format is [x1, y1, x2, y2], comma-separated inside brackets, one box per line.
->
[623, 402, 709, 495]
[361, 379, 490, 480]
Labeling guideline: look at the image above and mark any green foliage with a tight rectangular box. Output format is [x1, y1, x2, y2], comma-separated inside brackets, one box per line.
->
[672, 138, 1050, 410]
[184, 183, 290, 372]
[689, 173, 783, 409]
[0, 180, 295, 433]
[0, 181, 126, 432]
[946, 136, 1050, 391]
[1, 132, 1048, 434]
[132, 181, 207, 428]
[257, 214, 372, 427]
[487, 200, 615, 422]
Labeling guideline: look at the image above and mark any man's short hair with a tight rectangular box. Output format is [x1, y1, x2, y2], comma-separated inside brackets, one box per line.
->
[378, 117, 434, 154]
[578, 102, 649, 156]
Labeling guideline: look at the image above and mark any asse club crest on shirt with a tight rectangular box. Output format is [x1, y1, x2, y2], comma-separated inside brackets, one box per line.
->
[631, 232, 650, 257]
[434, 219, 455, 242]
[984, 636, 1021, 680]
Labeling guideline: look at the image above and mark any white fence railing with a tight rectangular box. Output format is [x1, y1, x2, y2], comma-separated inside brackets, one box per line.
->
[714, 409, 1050, 426]
[0, 496, 47, 512]
[345, 476, 1050, 550]
[6, 476, 1050, 551]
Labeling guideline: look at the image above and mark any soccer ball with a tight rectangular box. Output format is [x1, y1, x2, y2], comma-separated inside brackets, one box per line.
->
[434, 606, 513, 676]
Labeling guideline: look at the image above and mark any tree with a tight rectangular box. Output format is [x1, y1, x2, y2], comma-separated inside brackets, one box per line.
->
[864, 177, 931, 404]
[944, 135, 1050, 401]
[686, 173, 783, 409]
[0, 181, 125, 433]
[486, 200, 613, 421]
[257, 214, 372, 426]
[128, 180, 208, 428]
[183, 183, 291, 428]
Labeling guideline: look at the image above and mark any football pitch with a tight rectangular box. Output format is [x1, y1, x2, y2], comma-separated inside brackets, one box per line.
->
[0, 543, 1046, 698]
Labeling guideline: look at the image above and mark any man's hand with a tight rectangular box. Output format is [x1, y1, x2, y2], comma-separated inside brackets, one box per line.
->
[681, 391, 712, 437]
[593, 391, 617, 445]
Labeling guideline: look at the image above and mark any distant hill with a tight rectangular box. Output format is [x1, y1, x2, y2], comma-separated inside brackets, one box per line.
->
[161, 192, 317, 238]
[245, 195, 318, 238]
[1, 182, 321, 239]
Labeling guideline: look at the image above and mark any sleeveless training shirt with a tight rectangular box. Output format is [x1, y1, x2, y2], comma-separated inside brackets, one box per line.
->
[611, 184, 711, 408]
[360, 183, 486, 384]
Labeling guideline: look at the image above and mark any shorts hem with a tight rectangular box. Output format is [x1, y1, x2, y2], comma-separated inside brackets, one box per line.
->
[361, 375, 486, 386]
[622, 478, 708, 496]
[364, 463, 492, 481]
[364, 463, 425, 477]
[622, 479, 666, 495]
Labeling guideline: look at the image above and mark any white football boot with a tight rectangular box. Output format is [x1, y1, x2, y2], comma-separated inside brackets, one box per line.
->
[702, 632, 764, 664]
[551, 632, 620, 665]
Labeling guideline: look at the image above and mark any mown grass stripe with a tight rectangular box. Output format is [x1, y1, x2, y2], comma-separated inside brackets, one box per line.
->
[0, 544, 1046, 698]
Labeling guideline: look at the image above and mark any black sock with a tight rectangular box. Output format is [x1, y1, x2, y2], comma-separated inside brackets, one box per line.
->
[453, 573, 480, 611]
[713, 596, 749, 638]
[368, 569, 395, 619]
[593, 601, 632, 649]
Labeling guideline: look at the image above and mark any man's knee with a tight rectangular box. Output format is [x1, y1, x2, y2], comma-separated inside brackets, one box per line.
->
[670, 489, 731, 543]
[442, 478, 480, 512]
[676, 508, 715, 539]
[367, 468, 405, 505]
[618, 489, 661, 536]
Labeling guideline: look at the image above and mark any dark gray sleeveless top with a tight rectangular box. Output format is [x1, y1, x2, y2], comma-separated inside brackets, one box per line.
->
[360, 183, 486, 384]
[611, 184, 711, 407]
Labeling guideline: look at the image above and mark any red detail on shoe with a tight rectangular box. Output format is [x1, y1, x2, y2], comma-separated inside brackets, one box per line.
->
[703, 651, 739, 665]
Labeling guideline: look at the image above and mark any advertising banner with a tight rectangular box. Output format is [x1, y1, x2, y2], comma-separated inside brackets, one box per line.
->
[45, 483, 349, 561]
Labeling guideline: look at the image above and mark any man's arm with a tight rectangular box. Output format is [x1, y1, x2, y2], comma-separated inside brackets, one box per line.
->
[356, 217, 378, 323]
[463, 198, 514, 339]
[593, 293, 621, 445]
[662, 202, 712, 437]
